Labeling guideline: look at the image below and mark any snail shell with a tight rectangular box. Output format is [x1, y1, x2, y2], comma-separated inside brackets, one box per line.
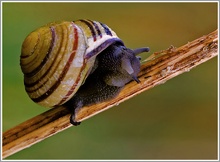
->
[20, 19, 149, 124]
[20, 20, 123, 107]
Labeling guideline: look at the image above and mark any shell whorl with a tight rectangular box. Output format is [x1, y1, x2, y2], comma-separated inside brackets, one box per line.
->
[20, 20, 123, 107]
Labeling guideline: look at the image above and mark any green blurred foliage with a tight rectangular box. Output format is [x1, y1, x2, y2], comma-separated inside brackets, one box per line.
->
[2, 2, 217, 160]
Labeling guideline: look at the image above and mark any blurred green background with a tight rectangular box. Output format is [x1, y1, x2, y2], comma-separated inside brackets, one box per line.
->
[2, 2, 218, 160]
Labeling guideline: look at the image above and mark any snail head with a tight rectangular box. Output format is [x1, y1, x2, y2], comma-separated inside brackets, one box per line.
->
[98, 43, 150, 87]
[120, 46, 150, 83]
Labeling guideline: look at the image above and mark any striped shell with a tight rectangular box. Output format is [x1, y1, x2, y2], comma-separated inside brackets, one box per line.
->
[20, 20, 124, 108]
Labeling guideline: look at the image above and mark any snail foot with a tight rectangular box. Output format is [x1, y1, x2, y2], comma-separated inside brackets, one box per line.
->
[70, 113, 81, 126]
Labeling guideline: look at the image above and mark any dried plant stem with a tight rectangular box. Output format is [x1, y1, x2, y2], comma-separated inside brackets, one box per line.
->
[2, 30, 218, 159]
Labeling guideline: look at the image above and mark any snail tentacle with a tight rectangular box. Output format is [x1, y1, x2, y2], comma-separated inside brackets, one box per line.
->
[133, 47, 150, 55]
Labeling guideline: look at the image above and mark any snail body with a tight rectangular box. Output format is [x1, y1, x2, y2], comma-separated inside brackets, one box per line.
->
[20, 19, 149, 125]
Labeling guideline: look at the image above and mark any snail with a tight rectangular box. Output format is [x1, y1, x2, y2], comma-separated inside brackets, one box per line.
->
[20, 19, 149, 125]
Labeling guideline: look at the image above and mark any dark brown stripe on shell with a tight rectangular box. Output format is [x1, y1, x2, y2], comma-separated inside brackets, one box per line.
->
[56, 62, 86, 106]
[100, 22, 112, 36]
[24, 27, 61, 88]
[88, 20, 102, 38]
[20, 34, 39, 58]
[80, 19, 97, 41]
[32, 23, 79, 103]
[24, 27, 55, 77]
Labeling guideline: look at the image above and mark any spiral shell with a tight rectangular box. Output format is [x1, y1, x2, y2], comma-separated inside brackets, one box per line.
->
[20, 20, 124, 108]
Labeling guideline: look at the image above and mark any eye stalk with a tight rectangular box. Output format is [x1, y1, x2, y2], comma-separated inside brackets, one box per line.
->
[133, 47, 150, 55]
